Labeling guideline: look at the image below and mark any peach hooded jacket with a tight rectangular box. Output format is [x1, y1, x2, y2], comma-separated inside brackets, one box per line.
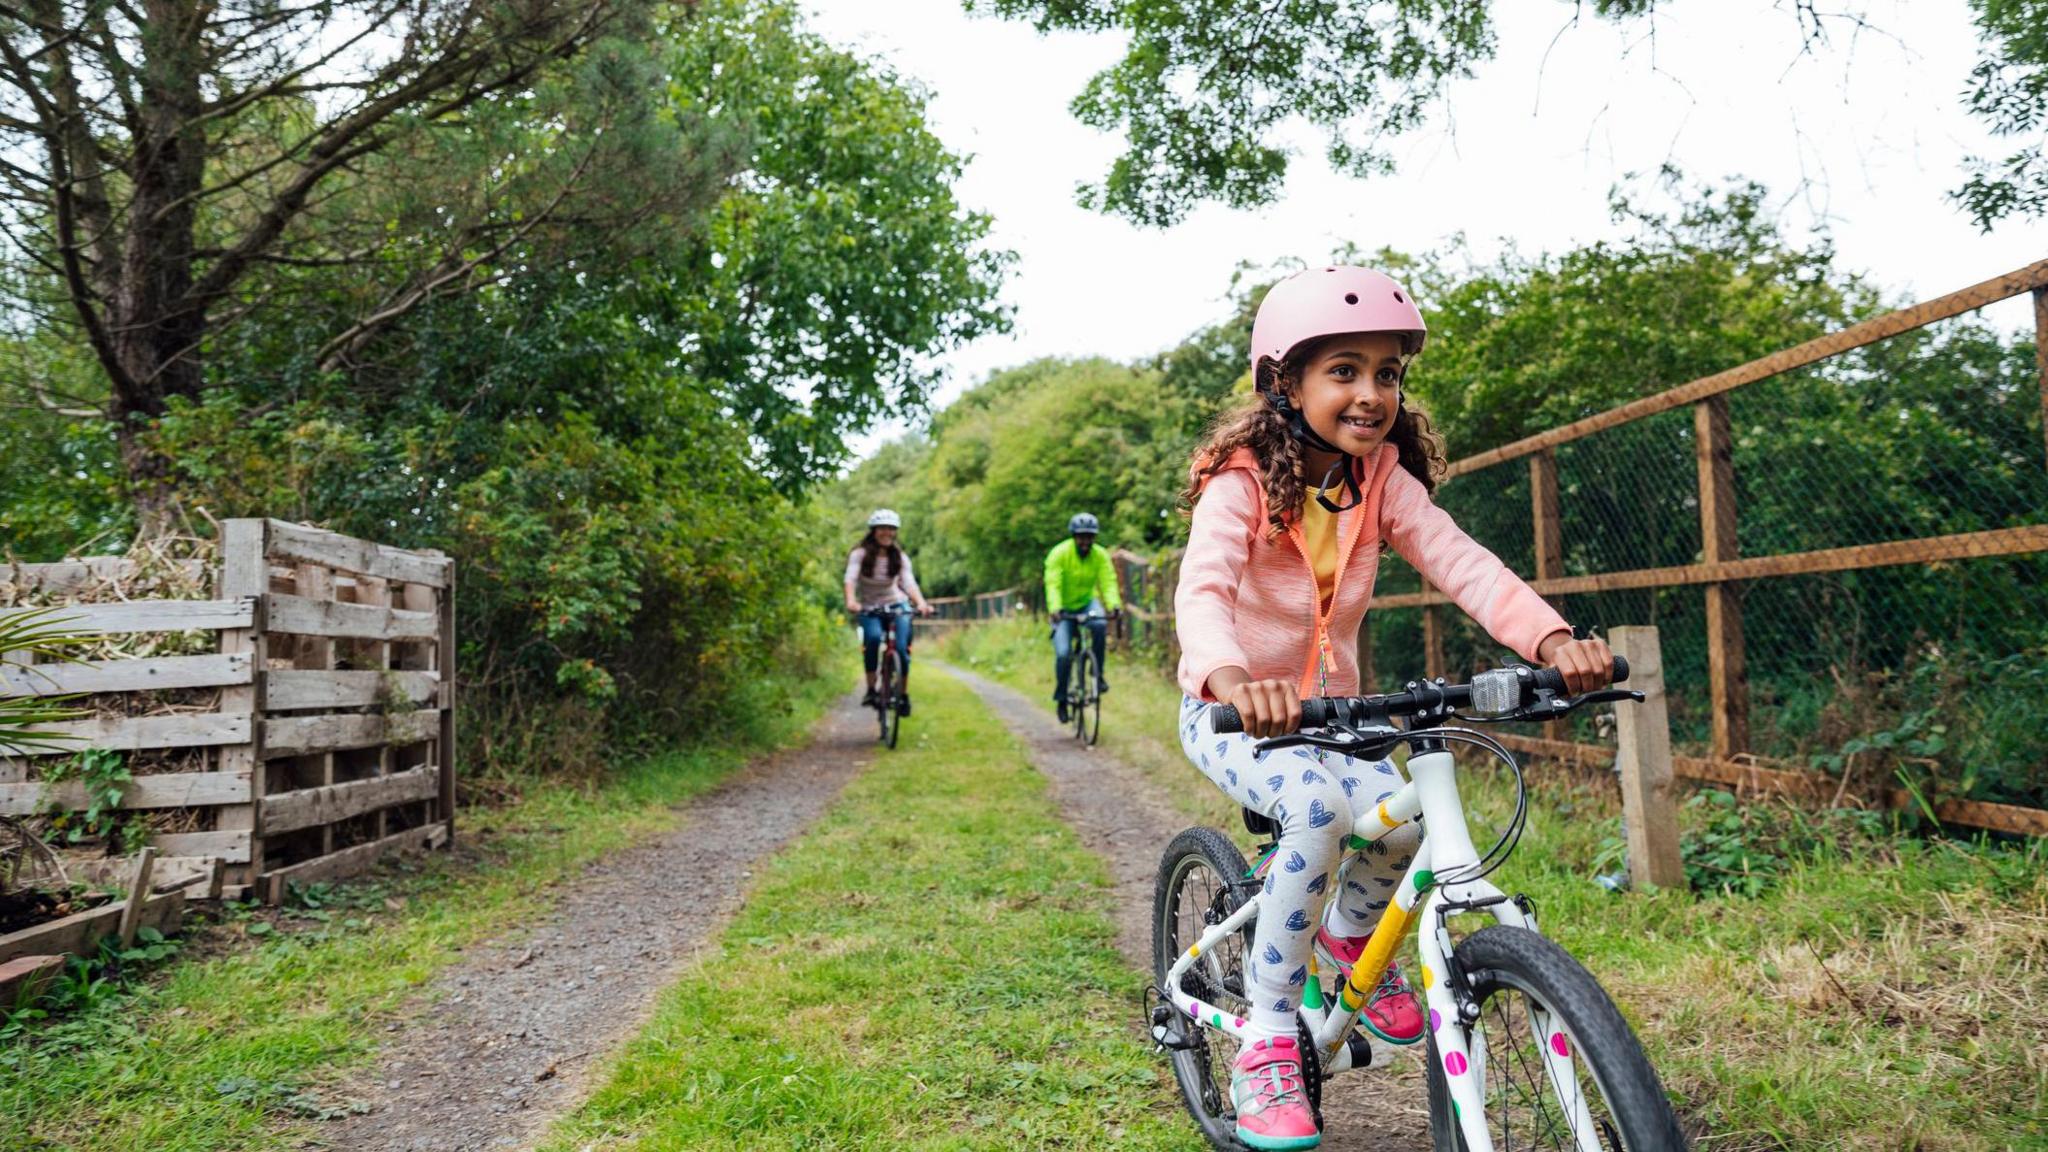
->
[1175, 444, 1569, 701]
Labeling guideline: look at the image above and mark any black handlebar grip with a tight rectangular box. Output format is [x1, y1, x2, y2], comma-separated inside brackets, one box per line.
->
[1534, 656, 1630, 695]
[1211, 699, 1337, 734]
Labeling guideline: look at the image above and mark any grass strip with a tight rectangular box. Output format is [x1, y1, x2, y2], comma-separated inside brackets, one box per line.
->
[0, 665, 847, 1152]
[937, 617, 2048, 1151]
[537, 667, 1193, 1150]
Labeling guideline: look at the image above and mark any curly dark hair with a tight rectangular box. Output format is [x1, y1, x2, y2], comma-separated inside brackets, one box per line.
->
[1181, 347, 1447, 537]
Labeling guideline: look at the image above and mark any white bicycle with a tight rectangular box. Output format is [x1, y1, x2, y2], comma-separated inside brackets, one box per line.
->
[1148, 661, 1691, 1150]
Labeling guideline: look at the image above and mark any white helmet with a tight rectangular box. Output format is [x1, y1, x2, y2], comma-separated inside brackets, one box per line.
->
[867, 509, 902, 529]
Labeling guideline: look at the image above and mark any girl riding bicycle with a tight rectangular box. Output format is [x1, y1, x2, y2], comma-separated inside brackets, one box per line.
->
[1174, 266, 1614, 1150]
[845, 509, 934, 713]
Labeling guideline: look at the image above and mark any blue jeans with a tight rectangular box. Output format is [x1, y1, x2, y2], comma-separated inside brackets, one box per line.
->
[859, 606, 913, 678]
[1051, 601, 1108, 700]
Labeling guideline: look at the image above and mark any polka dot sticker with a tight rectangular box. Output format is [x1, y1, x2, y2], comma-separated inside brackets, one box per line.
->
[1429, 1008, 1442, 1031]
[1420, 965, 1435, 990]
[1551, 1032, 1571, 1058]
[1444, 1050, 1469, 1076]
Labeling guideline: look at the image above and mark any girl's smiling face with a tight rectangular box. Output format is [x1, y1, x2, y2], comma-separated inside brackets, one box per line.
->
[1287, 331, 1407, 459]
[873, 526, 899, 548]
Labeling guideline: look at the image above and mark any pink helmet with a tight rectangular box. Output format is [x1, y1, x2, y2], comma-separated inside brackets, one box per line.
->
[1248, 266, 1427, 382]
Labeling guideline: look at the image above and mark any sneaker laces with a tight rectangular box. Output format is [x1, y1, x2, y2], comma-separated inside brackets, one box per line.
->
[1369, 964, 1409, 1006]
[1239, 1056, 1305, 1110]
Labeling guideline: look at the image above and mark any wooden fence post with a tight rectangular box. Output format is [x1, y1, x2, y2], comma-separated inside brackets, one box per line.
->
[1610, 626, 1685, 890]
[217, 519, 269, 894]
[2035, 286, 2047, 470]
[1531, 449, 1564, 739]
[1695, 395, 1749, 760]
[1422, 597, 1445, 682]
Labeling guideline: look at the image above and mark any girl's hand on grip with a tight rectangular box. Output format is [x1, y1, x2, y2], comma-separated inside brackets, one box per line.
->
[1538, 631, 1615, 697]
[1223, 677, 1301, 739]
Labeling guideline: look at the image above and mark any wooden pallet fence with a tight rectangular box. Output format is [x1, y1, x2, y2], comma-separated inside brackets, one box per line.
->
[0, 519, 457, 903]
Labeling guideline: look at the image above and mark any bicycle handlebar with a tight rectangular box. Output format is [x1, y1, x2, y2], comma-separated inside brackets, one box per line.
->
[1209, 657, 1630, 735]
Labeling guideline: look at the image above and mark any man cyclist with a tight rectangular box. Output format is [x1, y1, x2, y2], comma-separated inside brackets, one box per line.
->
[1043, 513, 1122, 722]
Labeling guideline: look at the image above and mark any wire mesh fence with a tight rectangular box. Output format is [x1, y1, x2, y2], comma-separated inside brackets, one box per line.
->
[1365, 272, 2048, 827]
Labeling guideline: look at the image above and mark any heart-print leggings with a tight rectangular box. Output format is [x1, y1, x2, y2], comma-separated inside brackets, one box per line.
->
[1177, 694, 1423, 1042]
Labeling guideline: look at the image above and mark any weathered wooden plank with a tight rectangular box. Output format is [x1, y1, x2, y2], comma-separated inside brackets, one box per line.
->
[150, 830, 252, 863]
[265, 669, 438, 711]
[260, 708, 439, 759]
[70, 854, 224, 897]
[6, 713, 252, 759]
[1447, 257, 2048, 476]
[262, 766, 438, 836]
[0, 558, 206, 595]
[258, 821, 449, 904]
[1928, 795, 2048, 838]
[1369, 524, 2048, 608]
[433, 572, 456, 834]
[4, 599, 254, 635]
[264, 520, 451, 588]
[0, 888, 184, 966]
[265, 593, 436, 642]
[0, 954, 66, 1002]
[218, 519, 269, 891]
[0, 653, 251, 699]
[0, 770, 251, 815]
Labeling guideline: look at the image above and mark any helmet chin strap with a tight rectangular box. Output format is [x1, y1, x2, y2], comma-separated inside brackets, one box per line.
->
[1269, 392, 1363, 514]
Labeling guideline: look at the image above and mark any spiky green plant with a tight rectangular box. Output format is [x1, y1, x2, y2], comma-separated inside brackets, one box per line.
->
[0, 608, 87, 753]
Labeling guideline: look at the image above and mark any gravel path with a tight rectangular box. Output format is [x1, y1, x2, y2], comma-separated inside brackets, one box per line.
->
[303, 695, 876, 1152]
[942, 663, 1432, 1152]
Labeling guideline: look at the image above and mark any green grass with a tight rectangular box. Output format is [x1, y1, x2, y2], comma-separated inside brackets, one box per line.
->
[536, 667, 1194, 1150]
[0, 664, 847, 1152]
[937, 617, 2048, 1151]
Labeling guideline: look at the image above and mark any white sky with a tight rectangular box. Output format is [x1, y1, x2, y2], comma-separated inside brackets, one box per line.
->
[804, 0, 2048, 459]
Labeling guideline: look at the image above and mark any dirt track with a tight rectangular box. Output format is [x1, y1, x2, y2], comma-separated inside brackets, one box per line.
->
[942, 663, 1433, 1152]
[301, 697, 875, 1152]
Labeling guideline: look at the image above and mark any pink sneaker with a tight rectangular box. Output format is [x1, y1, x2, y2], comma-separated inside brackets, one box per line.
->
[1315, 927, 1425, 1046]
[1229, 1035, 1320, 1150]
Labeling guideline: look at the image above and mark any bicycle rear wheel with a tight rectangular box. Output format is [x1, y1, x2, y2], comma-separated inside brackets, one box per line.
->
[1426, 926, 1689, 1151]
[1153, 827, 1257, 1151]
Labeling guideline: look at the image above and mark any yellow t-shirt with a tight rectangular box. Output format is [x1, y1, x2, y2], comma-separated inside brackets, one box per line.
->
[1300, 487, 1341, 610]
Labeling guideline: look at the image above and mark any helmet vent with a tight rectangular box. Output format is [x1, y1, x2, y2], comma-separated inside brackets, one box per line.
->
[1344, 293, 1359, 305]
[1394, 291, 1406, 302]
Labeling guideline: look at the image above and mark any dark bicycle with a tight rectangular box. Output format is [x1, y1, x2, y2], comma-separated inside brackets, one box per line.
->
[1053, 608, 1108, 746]
[859, 604, 913, 748]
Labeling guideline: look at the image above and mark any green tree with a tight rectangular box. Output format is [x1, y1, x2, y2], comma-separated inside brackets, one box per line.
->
[975, 2, 2048, 231]
[1956, 0, 2048, 227]
[0, 0, 671, 525]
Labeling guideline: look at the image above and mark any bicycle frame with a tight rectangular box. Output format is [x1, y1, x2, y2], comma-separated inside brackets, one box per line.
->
[1161, 743, 1607, 1152]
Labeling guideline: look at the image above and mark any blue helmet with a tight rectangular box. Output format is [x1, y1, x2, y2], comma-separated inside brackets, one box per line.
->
[1068, 513, 1100, 536]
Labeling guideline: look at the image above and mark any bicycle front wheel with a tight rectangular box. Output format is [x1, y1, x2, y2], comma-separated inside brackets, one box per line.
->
[1081, 664, 1102, 746]
[877, 650, 899, 747]
[1153, 826, 1256, 1151]
[1426, 926, 1689, 1151]
[1072, 650, 1096, 743]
